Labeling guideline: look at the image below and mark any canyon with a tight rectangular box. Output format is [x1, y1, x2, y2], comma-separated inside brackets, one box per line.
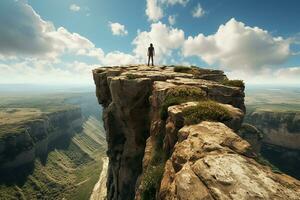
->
[0, 92, 107, 199]
[0, 107, 82, 169]
[93, 65, 300, 200]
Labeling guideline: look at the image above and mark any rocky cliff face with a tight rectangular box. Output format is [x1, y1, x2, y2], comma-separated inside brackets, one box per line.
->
[245, 110, 300, 150]
[93, 65, 300, 200]
[0, 108, 82, 169]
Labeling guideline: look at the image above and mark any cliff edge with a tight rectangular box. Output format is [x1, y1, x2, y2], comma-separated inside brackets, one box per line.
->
[93, 65, 300, 200]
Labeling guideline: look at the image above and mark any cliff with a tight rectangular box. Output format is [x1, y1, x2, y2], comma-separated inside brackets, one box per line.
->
[245, 110, 300, 150]
[93, 65, 300, 200]
[0, 107, 82, 169]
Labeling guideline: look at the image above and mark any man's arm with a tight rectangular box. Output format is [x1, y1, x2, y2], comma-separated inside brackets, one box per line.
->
[153, 49, 155, 56]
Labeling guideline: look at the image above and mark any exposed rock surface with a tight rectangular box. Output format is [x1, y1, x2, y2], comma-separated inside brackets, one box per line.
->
[0, 108, 82, 169]
[93, 65, 300, 200]
[160, 122, 300, 200]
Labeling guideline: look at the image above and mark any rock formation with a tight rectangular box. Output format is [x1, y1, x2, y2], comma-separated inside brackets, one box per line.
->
[93, 65, 300, 200]
[0, 108, 82, 169]
[245, 110, 300, 150]
[244, 110, 300, 179]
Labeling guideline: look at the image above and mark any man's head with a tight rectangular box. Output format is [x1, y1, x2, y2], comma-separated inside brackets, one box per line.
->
[150, 43, 153, 47]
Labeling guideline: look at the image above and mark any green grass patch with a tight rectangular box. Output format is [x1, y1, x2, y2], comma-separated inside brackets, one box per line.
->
[182, 100, 232, 125]
[141, 125, 167, 199]
[160, 86, 206, 120]
[126, 74, 138, 80]
[173, 66, 192, 73]
[222, 79, 245, 88]
[141, 164, 164, 200]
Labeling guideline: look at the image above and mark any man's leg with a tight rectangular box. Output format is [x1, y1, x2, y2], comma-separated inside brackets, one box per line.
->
[151, 56, 154, 66]
[148, 56, 150, 66]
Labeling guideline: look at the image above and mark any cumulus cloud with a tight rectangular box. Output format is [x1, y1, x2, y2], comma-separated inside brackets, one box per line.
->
[183, 18, 291, 72]
[0, 60, 95, 84]
[133, 22, 185, 62]
[146, 0, 163, 22]
[0, 1, 55, 57]
[161, 0, 189, 6]
[109, 22, 128, 36]
[192, 3, 205, 18]
[168, 15, 176, 25]
[146, 0, 188, 22]
[0, 0, 104, 61]
[69, 4, 80, 12]
[102, 51, 138, 65]
[226, 66, 300, 85]
[275, 67, 300, 83]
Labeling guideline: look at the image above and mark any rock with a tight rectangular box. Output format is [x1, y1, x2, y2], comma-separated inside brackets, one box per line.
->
[161, 122, 300, 200]
[238, 123, 263, 154]
[93, 65, 300, 200]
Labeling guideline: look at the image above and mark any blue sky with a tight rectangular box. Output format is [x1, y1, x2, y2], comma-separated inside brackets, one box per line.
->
[0, 0, 300, 85]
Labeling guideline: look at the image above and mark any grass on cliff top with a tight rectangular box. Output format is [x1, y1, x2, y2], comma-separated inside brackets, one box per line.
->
[182, 100, 232, 125]
[173, 66, 193, 73]
[125, 73, 139, 80]
[222, 79, 245, 88]
[160, 86, 206, 120]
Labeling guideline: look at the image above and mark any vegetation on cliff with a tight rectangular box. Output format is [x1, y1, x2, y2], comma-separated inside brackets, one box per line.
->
[222, 79, 245, 88]
[141, 128, 166, 200]
[182, 100, 232, 125]
[160, 86, 206, 119]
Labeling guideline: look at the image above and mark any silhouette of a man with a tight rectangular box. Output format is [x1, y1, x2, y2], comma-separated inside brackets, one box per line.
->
[147, 43, 155, 66]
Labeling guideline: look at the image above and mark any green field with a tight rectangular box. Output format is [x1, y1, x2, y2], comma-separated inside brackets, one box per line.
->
[245, 87, 300, 112]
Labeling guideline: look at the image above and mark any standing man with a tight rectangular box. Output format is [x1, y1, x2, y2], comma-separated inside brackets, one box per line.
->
[147, 43, 155, 66]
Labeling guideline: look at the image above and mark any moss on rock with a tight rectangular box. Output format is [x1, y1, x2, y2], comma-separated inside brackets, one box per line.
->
[160, 86, 206, 120]
[182, 100, 232, 125]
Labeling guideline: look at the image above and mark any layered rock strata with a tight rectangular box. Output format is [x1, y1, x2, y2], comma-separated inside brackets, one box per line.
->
[245, 110, 300, 150]
[93, 65, 300, 200]
[0, 108, 82, 169]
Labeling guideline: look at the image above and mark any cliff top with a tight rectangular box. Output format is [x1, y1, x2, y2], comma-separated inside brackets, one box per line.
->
[93, 65, 243, 87]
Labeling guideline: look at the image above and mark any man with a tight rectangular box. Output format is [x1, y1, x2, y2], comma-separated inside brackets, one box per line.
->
[147, 43, 155, 66]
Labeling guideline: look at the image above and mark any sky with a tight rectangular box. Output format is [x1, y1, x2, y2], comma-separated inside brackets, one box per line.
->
[0, 0, 300, 86]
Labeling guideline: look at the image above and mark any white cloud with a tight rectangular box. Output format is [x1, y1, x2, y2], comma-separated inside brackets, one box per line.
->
[0, 60, 95, 84]
[226, 67, 300, 85]
[70, 4, 80, 12]
[192, 3, 205, 18]
[161, 0, 189, 6]
[102, 51, 138, 66]
[0, 1, 56, 57]
[168, 15, 176, 25]
[183, 18, 290, 72]
[145, 0, 189, 22]
[275, 67, 300, 83]
[109, 22, 128, 36]
[146, 0, 164, 22]
[133, 22, 185, 62]
[0, 1, 104, 61]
